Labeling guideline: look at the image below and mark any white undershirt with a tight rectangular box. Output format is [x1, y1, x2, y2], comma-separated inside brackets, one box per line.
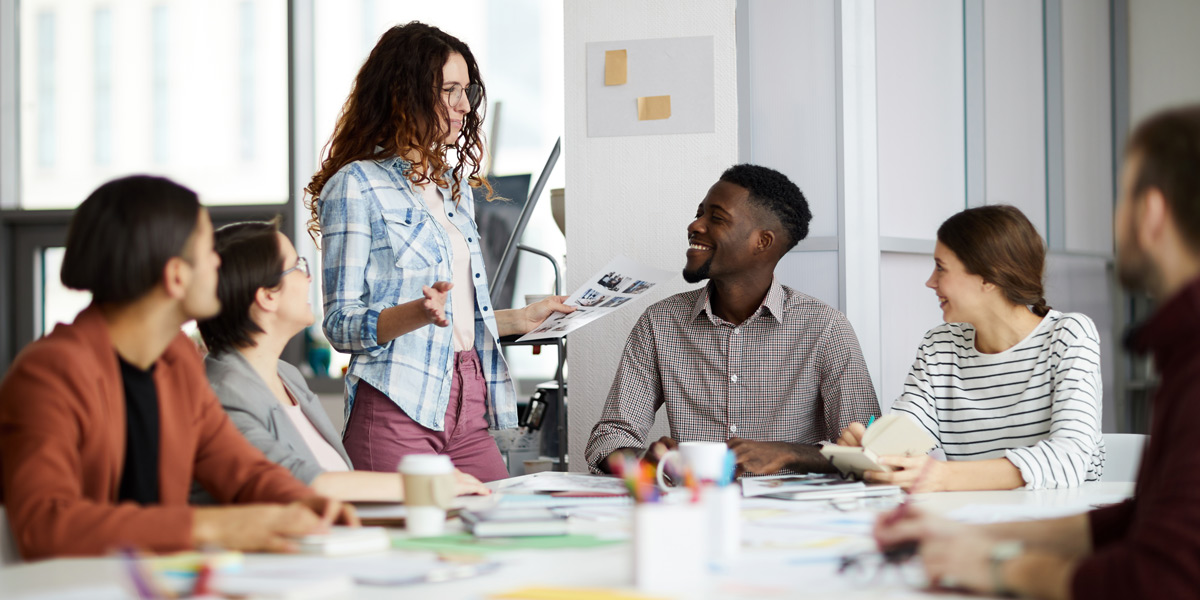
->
[420, 183, 476, 351]
[280, 402, 350, 473]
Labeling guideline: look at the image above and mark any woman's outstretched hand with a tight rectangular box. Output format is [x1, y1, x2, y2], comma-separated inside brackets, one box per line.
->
[421, 282, 453, 327]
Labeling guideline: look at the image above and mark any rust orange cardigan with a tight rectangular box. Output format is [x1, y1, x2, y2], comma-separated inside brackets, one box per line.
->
[0, 306, 313, 560]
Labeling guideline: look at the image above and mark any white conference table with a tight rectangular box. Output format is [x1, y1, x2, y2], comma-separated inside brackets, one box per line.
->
[0, 480, 1134, 600]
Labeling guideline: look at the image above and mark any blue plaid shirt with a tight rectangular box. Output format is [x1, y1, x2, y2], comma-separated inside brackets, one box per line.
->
[318, 156, 517, 431]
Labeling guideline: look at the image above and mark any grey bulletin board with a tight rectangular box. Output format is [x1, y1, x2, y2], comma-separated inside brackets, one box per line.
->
[586, 36, 715, 137]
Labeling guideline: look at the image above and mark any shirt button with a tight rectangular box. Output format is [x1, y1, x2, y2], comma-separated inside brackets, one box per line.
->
[733, 328, 741, 335]
[468, 237, 473, 242]
[730, 374, 738, 383]
[483, 306, 490, 311]
[448, 212, 454, 217]
[475, 273, 481, 278]
[729, 424, 738, 433]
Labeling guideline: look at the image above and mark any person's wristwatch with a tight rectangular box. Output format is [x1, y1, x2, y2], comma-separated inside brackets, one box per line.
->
[990, 540, 1024, 597]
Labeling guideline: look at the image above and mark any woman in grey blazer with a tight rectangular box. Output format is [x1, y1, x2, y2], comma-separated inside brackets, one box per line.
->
[197, 220, 488, 501]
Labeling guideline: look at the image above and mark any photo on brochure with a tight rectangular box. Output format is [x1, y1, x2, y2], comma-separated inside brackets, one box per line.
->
[578, 289, 608, 307]
[622, 280, 654, 294]
[515, 255, 677, 343]
[599, 297, 632, 308]
[597, 271, 627, 291]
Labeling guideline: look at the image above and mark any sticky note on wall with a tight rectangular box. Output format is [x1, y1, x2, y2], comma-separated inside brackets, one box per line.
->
[604, 49, 627, 86]
[636, 95, 671, 121]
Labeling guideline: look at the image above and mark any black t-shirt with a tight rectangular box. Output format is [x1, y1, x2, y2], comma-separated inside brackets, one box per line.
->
[116, 355, 160, 504]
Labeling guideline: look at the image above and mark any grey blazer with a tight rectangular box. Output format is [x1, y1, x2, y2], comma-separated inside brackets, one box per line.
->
[203, 351, 352, 484]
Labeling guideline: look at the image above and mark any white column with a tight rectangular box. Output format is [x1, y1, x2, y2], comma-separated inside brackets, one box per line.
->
[836, 0, 882, 399]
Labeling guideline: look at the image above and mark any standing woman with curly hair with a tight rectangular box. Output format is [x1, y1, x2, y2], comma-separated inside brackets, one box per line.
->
[306, 22, 571, 481]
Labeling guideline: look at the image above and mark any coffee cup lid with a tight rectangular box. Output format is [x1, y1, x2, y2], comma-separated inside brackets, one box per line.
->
[398, 454, 454, 475]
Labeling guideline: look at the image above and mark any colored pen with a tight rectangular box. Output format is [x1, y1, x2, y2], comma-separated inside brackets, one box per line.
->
[867, 415, 876, 428]
[119, 548, 161, 600]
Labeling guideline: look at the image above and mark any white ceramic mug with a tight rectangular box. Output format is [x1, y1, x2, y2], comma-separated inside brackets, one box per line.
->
[398, 454, 455, 537]
[655, 441, 730, 488]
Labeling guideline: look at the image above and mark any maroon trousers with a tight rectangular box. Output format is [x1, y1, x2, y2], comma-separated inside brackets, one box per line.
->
[342, 351, 510, 482]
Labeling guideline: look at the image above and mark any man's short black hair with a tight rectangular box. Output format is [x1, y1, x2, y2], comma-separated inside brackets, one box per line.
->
[61, 175, 200, 304]
[719, 164, 811, 252]
[198, 220, 284, 356]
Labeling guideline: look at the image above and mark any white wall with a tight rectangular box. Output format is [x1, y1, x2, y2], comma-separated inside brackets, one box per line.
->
[742, 0, 838, 241]
[983, 0, 1046, 235]
[1061, 0, 1112, 255]
[875, 0, 965, 242]
[1129, 0, 1200, 122]
[563, 0, 739, 472]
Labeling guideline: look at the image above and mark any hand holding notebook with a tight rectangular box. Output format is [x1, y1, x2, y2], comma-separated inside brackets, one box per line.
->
[820, 414, 937, 478]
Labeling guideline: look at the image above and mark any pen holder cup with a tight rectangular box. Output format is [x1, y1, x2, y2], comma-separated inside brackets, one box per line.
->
[705, 485, 742, 563]
[633, 503, 709, 595]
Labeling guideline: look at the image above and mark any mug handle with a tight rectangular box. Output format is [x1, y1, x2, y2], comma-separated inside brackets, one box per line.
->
[655, 450, 682, 489]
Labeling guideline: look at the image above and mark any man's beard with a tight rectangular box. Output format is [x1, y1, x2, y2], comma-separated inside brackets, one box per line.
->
[682, 256, 713, 284]
[1115, 216, 1160, 296]
[1116, 243, 1158, 296]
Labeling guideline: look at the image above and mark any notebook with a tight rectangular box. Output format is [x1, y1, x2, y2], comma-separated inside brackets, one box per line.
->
[461, 507, 569, 537]
[294, 526, 391, 556]
[819, 414, 938, 478]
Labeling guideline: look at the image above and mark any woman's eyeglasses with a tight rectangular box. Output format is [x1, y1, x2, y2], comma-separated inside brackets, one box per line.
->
[281, 257, 309, 278]
[442, 82, 483, 110]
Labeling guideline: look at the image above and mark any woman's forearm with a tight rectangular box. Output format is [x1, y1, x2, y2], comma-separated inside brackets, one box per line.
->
[494, 308, 527, 337]
[945, 457, 1026, 491]
[376, 299, 437, 344]
[310, 471, 404, 502]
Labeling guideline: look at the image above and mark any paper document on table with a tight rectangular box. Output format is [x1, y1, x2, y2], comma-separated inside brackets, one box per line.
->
[233, 554, 497, 587]
[946, 502, 1112, 524]
[11, 587, 131, 600]
[493, 471, 629, 494]
[741, 474, 861, 498]
[516, 256, 675, 342]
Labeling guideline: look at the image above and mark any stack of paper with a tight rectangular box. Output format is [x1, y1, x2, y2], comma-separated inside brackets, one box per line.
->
[741, 474, 900, 502]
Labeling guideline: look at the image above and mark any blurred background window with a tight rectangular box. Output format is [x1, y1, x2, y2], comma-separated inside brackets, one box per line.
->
[18, 0, 289, 210]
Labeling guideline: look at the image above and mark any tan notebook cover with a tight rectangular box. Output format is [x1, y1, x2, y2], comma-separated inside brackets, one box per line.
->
[820, 414, 937, 478]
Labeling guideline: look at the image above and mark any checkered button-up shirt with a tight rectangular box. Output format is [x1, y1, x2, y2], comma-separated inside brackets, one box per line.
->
[585, 279, 880, 472]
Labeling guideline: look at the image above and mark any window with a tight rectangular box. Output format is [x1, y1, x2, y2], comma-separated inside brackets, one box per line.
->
[151, 4, 169, 165]
[17, 0, 290, 210]
[35, 10, 54, 169]
[93, 8, 112, 166]
[239, 0, 256, 161]
[2, 1, 563, 391]
[37, 248, 91, 338]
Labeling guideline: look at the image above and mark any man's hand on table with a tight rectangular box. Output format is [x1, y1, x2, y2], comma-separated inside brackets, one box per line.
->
[192, 496, 358, 553]
[727, 438, 806, 475]
[601, 438, 678, 475]
[874, 504, 998, 593]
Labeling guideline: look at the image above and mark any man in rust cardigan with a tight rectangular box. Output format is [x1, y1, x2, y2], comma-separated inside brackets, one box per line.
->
[0, 176, 356, 561]
[872, 106, 1200, 598]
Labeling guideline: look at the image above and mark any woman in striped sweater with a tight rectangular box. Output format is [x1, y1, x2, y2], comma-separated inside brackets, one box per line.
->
[839, 205, 1104, 490]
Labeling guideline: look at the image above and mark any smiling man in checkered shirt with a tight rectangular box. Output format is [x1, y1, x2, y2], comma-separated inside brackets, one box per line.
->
[585, 164, 880, 476]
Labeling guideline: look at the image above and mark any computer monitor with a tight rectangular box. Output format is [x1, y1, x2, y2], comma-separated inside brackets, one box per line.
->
[473, 173, 531, 311]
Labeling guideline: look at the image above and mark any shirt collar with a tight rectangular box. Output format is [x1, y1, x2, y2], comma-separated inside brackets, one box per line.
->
[690, 278, 785, 325]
